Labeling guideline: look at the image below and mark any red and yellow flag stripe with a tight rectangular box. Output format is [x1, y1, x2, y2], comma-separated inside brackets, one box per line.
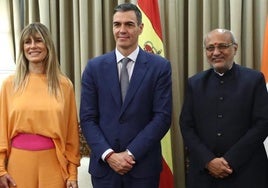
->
[137, 1, 174, 187]
[261, 17, 268, 88]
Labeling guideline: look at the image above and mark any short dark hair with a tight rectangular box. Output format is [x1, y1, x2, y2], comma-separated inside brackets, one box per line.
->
[114, 3, 142, 25]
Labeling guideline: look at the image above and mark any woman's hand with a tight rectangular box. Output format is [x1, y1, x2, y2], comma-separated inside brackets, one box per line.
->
[0, 174, 16, 188]
[66, 180, 78, 188]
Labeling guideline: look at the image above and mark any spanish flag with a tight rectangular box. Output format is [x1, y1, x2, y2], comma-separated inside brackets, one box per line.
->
[261, 17, 268, 88]
[137, 0, 174, 187]
[262, 18, 268, 156]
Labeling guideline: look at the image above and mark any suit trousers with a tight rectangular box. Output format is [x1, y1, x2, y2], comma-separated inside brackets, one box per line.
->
[91, 169, 160, 188]
[7, 147, 65, 188]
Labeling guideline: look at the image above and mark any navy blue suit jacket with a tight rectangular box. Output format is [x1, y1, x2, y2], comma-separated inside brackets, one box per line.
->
[80, 48, 172, 178]
[180, 63, 268, 188]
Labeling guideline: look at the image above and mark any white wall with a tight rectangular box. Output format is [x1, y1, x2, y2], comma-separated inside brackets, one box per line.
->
[0, 70, 14, 87]
[78, 157, 93, 188]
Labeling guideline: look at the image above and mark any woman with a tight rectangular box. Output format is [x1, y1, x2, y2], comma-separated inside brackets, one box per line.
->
[0, 22, 80, 188]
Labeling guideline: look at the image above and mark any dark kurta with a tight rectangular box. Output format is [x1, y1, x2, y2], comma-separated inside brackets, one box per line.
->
[180, 63, 268, 188]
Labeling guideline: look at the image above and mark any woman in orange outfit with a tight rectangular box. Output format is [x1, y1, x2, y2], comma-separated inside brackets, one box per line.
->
[0, 22, 80, 188]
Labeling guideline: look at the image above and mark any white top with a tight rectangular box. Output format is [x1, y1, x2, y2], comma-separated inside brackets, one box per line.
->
[115, 46, 140, 80]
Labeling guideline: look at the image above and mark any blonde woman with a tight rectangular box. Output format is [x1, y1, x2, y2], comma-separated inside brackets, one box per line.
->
[0, 22, 80, 188]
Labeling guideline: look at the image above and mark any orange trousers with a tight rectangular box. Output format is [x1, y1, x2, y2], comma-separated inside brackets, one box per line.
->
[7, 147, 65, 188]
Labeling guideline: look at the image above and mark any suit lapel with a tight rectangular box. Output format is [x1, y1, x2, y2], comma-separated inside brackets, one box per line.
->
[103, 53, 122, 108]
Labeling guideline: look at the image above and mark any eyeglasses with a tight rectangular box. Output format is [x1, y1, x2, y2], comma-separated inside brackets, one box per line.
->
[205, 42, 234, 52]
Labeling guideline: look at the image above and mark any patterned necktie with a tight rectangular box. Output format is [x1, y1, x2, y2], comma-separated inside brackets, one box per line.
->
[120, 58, 130, 102]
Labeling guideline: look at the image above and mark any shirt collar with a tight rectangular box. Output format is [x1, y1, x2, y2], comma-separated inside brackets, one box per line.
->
[214, 62, 234, 76]
[116, 46, 139, 63]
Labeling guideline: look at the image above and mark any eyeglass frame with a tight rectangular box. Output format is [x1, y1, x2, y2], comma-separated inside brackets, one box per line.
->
[204, 42, 235, 52]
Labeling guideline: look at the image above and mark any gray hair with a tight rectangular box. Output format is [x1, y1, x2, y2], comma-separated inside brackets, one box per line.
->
[203, 29, 237, 46]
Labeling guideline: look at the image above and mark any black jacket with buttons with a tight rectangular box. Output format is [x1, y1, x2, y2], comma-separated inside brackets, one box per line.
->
[180, 63, 268, 188]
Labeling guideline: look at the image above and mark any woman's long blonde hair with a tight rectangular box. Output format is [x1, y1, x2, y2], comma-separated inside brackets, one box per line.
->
[14, 22, 61, 97]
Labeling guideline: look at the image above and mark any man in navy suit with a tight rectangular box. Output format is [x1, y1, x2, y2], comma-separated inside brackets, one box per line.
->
[180, 29, 268, 188]
[80, 3, 172, 188]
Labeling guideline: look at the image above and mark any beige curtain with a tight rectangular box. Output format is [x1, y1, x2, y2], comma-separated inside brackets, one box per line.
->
[4, 0, 268, 187]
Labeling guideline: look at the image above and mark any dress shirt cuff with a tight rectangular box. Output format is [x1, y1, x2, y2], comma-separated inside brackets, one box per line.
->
[102, 149, 114, 162]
